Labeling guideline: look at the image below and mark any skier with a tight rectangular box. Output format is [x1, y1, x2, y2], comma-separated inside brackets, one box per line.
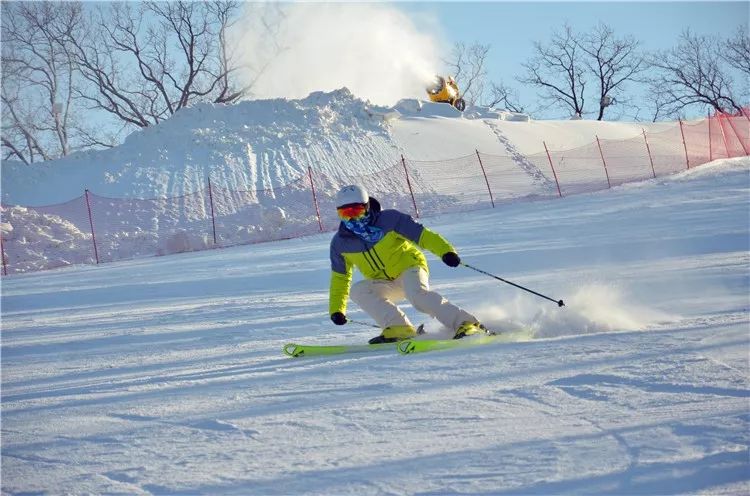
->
[329, 184, 486, 344]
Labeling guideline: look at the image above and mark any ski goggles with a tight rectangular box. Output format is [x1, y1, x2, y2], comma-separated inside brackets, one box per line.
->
[337, 203, 368, 220]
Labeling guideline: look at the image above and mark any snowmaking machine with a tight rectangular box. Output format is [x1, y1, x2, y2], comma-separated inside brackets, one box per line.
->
[426, 75, 466, 111]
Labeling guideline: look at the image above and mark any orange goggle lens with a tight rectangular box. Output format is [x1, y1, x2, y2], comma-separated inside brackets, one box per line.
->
[337, 204, 367, 220]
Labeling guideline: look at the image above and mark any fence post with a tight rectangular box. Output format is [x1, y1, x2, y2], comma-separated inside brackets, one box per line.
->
[308, 166, 324, 232]
[84, 189, 100, 264]
[595, 135, 612, 188]
[475, 150, 495, 208]
[706, 110, 714, 162]
[401, 155, 419, 218]
[543, 141, 563, 198]
[207, 176, 217, 245]
[717, 114, 731, 158]
[678, 119, 691, 169]
[0, 235, 7, 276]
[724, 113, 750, 156]
[642, 129, 657, 178]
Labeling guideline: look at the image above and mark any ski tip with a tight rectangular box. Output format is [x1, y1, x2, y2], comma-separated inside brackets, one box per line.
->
[283, 343, 303, 357]
[398, 340, 417, 354]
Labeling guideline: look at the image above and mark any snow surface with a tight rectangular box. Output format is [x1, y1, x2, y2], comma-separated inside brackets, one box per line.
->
[1, 90, 749, 494]
[2, 157, 749, 493]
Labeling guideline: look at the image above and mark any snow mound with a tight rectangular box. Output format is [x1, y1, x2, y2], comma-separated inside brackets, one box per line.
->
[393, 98, 464, 118]
[0, 206, 95, 272]
[464, 107, 531, 121]
[1, 89, 400, 206]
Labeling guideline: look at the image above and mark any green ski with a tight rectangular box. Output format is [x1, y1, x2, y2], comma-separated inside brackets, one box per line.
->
[283, 341, 398, 358]
[284, 324, 426, 358]
[398, 328, 534, 355]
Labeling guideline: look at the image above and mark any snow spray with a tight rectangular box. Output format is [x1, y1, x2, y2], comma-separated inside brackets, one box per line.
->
[232, 3, 441, 105]
[474, 283, 674, 339]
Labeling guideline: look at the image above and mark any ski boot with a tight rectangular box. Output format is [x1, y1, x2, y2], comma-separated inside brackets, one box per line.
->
[368, 325, 418, 344]
[453, 321, 490, 340]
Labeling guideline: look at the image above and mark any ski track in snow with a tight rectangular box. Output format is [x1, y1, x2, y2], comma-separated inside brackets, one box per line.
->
[484, 119, 558, 194]
[2, 160, 749, 495]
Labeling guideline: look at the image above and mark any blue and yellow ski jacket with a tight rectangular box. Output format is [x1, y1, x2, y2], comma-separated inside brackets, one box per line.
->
[329, 199, 455, 315]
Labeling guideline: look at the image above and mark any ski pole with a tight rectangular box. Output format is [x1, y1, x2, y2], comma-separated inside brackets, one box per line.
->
[461, 262, 565, 307]
[348, 318, 426, 335]
[348, 318, 381, 329]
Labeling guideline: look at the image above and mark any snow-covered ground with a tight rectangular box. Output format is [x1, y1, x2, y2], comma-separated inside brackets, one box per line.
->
[2, 154, 748, 494]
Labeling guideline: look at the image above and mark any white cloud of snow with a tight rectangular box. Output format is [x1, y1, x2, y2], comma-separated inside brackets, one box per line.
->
[232, 2, 442, 105]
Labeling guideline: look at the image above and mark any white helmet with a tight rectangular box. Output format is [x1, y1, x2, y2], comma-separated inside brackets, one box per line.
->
[335, 184, 368, 207]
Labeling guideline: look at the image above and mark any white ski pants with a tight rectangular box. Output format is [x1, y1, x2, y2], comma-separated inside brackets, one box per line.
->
[350, 267, 477, 331]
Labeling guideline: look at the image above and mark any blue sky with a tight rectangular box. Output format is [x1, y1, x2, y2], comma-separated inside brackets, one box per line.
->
[399, 1, 749, 118]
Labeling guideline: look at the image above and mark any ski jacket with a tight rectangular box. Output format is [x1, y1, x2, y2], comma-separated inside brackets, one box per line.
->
[329, 198, 455, 315]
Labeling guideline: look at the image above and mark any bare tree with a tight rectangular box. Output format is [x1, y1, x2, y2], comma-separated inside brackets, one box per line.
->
[484, 82, 525, 113]
[722, 25, 750, 101]
[2, 0, 281, 159]
[647, 29, 744, 118]
[579, 22, 646, 120]
[68, 1, 249, 129]
[207, 1, 259, 103]
[444, 41, 524, 111]
[445, 42, 489, 106]
[723, 25, 750, 75]
[1, 1, 84, 163]
[519, 24, 586, 118]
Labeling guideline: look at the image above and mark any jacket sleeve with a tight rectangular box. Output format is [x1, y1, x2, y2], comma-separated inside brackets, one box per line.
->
[417, 227, 456, 258]
[329, 239, 353, 315]
[391, 210, 456, 258]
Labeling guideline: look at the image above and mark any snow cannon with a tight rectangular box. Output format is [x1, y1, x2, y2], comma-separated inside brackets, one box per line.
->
[426, 75, 466, 111]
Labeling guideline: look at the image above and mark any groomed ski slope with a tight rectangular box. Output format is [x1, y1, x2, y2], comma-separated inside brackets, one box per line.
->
[2, 158, 749, 495]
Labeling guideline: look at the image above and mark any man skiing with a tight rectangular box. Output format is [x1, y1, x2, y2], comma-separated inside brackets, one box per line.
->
[329, 184, 486, 344]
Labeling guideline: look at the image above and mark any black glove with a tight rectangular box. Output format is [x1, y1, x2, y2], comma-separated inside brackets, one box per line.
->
[331, 312, 347, 325]
[442, 252, 461, 267]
